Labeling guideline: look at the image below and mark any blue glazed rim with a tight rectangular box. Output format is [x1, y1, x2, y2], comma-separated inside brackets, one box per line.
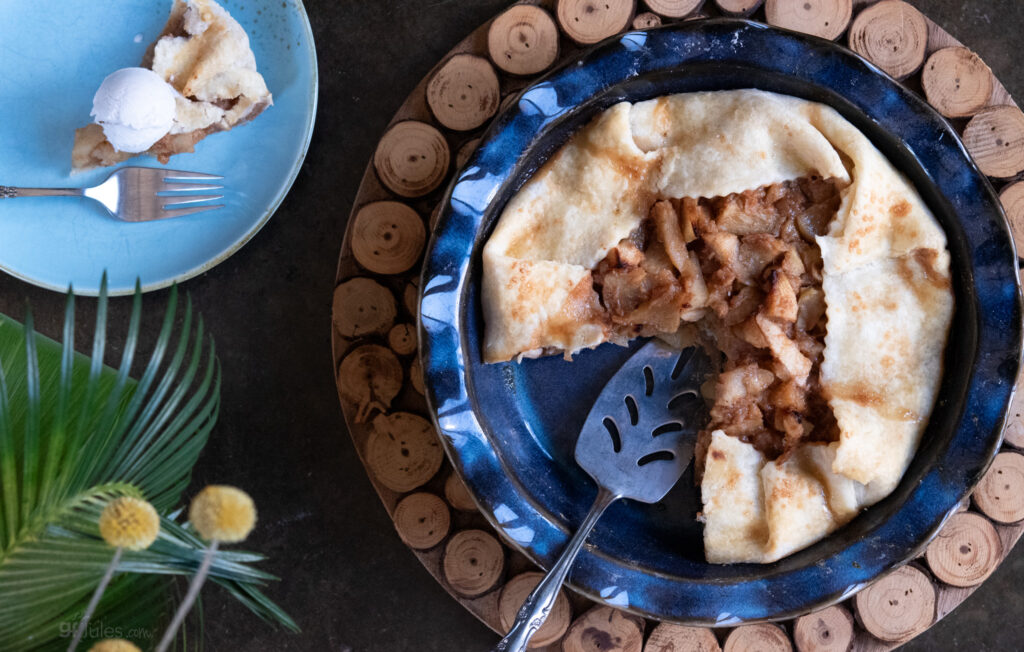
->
[419, 19, 1023, 625]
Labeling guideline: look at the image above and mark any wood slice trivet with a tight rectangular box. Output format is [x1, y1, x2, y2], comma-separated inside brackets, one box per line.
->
[645, 623, 721, 651]
[848, 0, 927, 80]
[332, 2, 1024, 650]
[498, 572, 573, 647]
[562, 606, 644, 652]
[764, 0, 852, 41]
[488, 4, 561, 76]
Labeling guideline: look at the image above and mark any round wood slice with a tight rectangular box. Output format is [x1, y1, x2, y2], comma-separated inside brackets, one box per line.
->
[847, 0, 928, 80]
[332, 278, 397, 339]
[337, 345, 403, 423]
[723, 624, 793, 652]
[925, 511, 1002, 587]
[498, 572, 573, 647]
[403, 280, 419, 318]
[556, 0, 637, 45]
[973, 452, 1024, 523]
[444, 472, 479, 512]
[409, 355, 425, 395]
[793, 605, 855, 652]
[854, 565, 936, 643]
[427, 54, 501, 131]
[443, 529, 506, 597]
[632, 11, 662, 29]
[388, 323, 417, 356]
[365, 411, 444, 493]
[643, 0, 704, 18]
[1001, 370, 1024, 449]
[456, 138, 482, 170]
[714, 0, 764, 17]
[645, 622, 721, 651]
[394, 492, 451, 550]
[765, 0, 852, 41]
[963, 106, 1024, 179]
[563, 606, 644, 652]
[488, 4, 560, 76]
[373, 120, 450, 197]
[921, 46, 995, 118]
[351, 201, 426, 275]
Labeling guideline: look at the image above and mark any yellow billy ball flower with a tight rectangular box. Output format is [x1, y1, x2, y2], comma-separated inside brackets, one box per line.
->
[98, 497, 160, 551]
[189, 485, 256, 543]
[88, 639, 142, 652]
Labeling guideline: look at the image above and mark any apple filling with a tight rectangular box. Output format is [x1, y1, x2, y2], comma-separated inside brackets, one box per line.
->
[591, 177, 845, 466]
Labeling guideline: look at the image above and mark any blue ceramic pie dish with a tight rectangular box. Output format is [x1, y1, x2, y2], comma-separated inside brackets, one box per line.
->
[419, 19, 1023, 624]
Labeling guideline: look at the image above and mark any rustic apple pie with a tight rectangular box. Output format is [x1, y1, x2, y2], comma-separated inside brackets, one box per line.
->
[481, 90, 954, 563]
[71, 0, 273, 172]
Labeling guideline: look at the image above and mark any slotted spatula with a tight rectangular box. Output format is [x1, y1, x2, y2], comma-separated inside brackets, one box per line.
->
[494, 340, 711, 652]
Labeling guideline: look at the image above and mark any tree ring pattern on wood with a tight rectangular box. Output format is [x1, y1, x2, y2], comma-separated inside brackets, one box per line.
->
[556, 0, 637, 45]
[394, 492, 451, 549]
[854, 565, 936, 642]
[925, 511, 1002, 587]
[365, 411, 443, 493]
[443, 529, 506, 597]
[562, 606, 644, 652]
[332, 277, 396, 338]
[373, 120, 450, 197]
[632, 11, 663, 29]
[714, 0, 764, 17]
[644, 622, 721, 651]
[765, 0, 852, 41]
[351, 201, 426, 275]
[847, 0, 927, 80]
[388, 323, 417, 356]
[488, 4, 560, 76]
[921, 46, 995, 118]
[643, 0, 704, 19]
[792, 605, 854, 652]
[963, 106, 1024, 179]
[723, 623, 792, 652]
[337, 345, 403, 423]
[444, 472, 479, 512]
[498, 572, 572, 647]
[973, 452, 1024, 523]
[427, 54, 501, 131]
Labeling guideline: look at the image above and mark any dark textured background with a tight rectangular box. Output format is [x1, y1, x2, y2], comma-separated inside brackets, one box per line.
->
[2, 1, 1022, 650]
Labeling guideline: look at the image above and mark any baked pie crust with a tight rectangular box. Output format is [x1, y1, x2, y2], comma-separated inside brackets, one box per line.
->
[481, 90, 954, 563]
[71, 0, 272, 172]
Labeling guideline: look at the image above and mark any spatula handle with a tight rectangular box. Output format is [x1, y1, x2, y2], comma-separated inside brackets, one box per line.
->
[492, 487, 619, 652]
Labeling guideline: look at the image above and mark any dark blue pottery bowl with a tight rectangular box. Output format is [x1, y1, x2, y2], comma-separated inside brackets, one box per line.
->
[419, 19, 1023, 624]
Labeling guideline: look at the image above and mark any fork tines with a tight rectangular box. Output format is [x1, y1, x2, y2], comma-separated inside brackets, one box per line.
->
[160, 169, 224, 217]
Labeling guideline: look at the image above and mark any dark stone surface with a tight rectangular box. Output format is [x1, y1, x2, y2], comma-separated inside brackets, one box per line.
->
[0, 1, 1021, 650]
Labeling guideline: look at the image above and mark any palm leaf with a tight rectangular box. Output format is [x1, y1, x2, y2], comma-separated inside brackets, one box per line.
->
[0, 276, 297, 650]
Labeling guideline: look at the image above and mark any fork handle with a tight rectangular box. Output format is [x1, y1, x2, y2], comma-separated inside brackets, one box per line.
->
[492, 487, 619, 652]
[0, 186, 83, 198]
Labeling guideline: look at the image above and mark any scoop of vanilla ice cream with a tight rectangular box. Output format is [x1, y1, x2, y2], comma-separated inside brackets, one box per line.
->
[91, 67, 177, 153]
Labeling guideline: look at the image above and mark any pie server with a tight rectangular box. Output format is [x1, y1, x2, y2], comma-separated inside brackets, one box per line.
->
[493, 340, 711, 652]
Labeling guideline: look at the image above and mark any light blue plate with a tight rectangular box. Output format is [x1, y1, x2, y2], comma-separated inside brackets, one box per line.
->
[0, 0, 317, 295]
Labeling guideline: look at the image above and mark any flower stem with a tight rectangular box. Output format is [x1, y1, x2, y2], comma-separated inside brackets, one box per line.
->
[67, 546, 123, 652]
[155, 539, 218, 652]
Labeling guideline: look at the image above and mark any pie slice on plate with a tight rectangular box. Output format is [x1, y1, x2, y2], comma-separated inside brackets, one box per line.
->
[481, 89, 954, 564]
[71, 0, 272, 172]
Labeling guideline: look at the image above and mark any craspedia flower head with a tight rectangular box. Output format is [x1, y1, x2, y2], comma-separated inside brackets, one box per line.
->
[88, 639, 142, 652]
[189, 485, 256, 543]
[98, 497, 160, 550]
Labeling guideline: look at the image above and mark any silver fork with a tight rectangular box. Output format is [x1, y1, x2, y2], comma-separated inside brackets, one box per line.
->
[0, 167, 224, 222]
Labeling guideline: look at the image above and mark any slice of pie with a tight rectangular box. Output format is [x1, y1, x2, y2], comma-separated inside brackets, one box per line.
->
[481, 90, 954, 564]
[71, 0, 272, 172]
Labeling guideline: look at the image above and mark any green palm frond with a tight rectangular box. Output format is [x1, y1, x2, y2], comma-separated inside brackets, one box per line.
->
[0, 276, 296, 651]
